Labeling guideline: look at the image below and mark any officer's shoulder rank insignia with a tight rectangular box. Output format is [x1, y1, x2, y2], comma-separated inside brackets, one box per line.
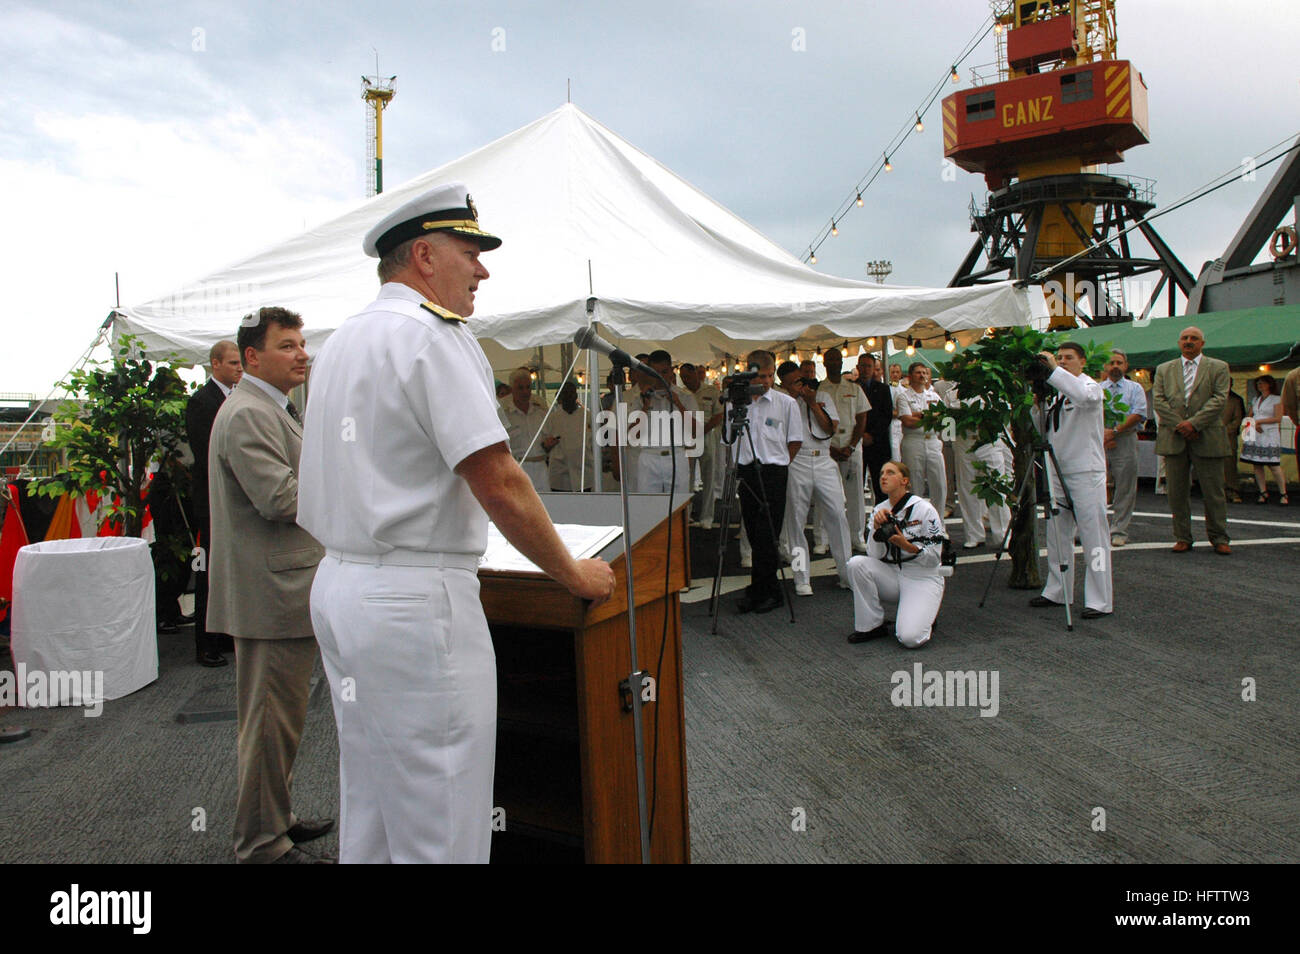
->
[421, 301, 466, 323]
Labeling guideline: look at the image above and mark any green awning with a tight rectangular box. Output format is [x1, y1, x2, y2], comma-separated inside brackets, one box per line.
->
[1059, 305, 1300, 369]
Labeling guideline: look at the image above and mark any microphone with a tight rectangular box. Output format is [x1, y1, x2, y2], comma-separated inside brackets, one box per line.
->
[572, 327, 661, 382]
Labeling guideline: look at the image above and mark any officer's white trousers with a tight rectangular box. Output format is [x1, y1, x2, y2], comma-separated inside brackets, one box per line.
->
[782, 450, 851, 587]
[953, 436, 1011, 546]
[1041, 468, 1113, 613]
[900, 434, 947, 516]
[311, 554, 496, 864]
[847, 555, 945, 648]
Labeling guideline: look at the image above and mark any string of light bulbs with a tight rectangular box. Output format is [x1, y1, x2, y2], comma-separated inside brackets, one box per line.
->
[802, 13, 999, 265]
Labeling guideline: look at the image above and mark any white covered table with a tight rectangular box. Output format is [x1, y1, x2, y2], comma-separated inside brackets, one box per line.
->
[11, 537, 158, 706]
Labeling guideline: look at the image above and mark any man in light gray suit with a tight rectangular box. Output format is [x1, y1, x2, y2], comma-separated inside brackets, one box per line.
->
[208, 306, 332, 863]
[1151, 326, 1233, 555]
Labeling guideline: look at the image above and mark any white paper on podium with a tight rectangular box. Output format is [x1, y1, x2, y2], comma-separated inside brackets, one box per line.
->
[480, 523, 622, 574]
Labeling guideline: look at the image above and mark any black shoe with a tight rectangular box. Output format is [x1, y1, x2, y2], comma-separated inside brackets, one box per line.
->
[196, 651, 228, 668]
[1081, 608, 1111, 619]
[1029, 596, 1063, 608]
[158, 619, 180, 634]
[178, 612, 196, 624]
[848, 623, 891, 644]
[736, 594, 781, 615]
[287, 817, 335, 844]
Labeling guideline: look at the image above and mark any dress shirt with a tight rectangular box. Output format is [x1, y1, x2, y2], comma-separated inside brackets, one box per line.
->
[242, 372, 289, 410]
[734, 387, 803, 465]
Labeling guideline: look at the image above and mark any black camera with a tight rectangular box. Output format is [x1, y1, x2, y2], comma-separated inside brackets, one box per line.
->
[1025, 354, 1053, 400]
[726, 370, 761, 407]
[873, 516, 905, 544]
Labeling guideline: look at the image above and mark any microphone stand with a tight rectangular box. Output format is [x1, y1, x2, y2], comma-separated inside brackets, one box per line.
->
[608, 363, 653, 863]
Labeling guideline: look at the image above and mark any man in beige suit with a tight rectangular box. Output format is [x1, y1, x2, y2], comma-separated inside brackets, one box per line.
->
[1151, 326, 1233, 555]
[208, 306, 332, 863]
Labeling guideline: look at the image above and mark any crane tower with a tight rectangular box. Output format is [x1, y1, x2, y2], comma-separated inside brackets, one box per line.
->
[944, 0, 1193, 326]
[362, 72, 396, 197]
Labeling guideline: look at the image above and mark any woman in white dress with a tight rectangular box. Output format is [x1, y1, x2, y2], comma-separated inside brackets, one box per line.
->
[1241, 374, 1288, 505]
[846, 460, 948, 649]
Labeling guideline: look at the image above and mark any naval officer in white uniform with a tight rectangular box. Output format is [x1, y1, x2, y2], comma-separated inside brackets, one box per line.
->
[298, 183, 614, 863]
[1029, 342, 1113, 618]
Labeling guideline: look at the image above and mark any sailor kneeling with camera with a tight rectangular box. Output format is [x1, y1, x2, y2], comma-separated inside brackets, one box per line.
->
[846, 460, 949, 648]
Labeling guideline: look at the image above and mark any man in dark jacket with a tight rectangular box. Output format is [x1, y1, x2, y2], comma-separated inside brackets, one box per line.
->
[856, 353, 894, 499]
[185, 340, 242, 667]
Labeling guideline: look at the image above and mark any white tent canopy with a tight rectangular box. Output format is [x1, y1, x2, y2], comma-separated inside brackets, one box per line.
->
[112, 103, 1044, 368]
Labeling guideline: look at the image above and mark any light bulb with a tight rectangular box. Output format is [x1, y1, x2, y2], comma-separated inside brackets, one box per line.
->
[951, 65, 960, 83]
[915, 113, 924, 133]
[810, 251, 818, 264]
[944, 338, 956, 353]
[831, 220, 838, 236]
[856, 192, 863, 207]
[905, 344, 915, 356]
[884, 154, 893, 172]
[866, 337, 876, 348]
[994, 21, 1003, 34]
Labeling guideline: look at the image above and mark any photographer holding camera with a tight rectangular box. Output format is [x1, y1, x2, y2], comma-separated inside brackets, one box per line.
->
[778, 362, 852, 596]
[1028, 343, 1113, 619]
[845, 460, 947, 648]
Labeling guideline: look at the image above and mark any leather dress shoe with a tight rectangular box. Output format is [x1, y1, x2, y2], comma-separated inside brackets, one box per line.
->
[271, 846, 335, 864]
[178, 612, 196, 624]
[157, 620, 180, 634]
[1171, 541, 1192, 553]
[735, 594, 781, 615]
[287, 818, 335, 844]
[1213, 543, 1232, 556]
[196, 650, 228, 668]
[1081, 607, 1111, 619]
[1029, 596, 1063, 608]
[848, 623, 890, 644]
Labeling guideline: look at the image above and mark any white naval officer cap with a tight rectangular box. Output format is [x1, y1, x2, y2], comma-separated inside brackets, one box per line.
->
[362, 181, 502, 258]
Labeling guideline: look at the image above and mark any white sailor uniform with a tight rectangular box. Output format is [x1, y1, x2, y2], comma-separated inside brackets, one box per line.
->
[894, 384, 948, 516]
[635, 385, 698, 494]
[846, 494, 947, 648]
[500, 397, 550, 492]
[1034, 366, 1113, 614]
[298, 281, 507, 864]
[781, 388, 852, 591]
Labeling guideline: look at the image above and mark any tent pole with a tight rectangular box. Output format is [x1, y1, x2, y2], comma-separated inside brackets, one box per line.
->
[587, 313, 601, 492]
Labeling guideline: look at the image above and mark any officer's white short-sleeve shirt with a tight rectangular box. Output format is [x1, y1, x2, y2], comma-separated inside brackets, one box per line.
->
[298, 282, 509, 556]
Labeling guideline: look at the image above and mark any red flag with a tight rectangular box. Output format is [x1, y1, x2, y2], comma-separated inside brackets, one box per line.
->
[1, 483, 31, 623]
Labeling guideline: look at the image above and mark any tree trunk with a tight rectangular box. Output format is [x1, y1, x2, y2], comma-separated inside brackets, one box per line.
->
[1007, 421, 1042, 589]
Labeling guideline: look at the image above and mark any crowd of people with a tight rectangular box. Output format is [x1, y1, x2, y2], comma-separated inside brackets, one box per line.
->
[58, 165, 1291, 867]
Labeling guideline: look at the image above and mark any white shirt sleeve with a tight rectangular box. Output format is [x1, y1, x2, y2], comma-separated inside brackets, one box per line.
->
[400, 330, 509, 472]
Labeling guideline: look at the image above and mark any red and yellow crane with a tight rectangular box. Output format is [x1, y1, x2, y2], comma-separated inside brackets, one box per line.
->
[944, 1, 1192, 326]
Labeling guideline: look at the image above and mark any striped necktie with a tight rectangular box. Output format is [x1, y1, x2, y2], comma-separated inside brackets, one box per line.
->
[1183, 359, 1196, 401]
[286, 400, 301, 424]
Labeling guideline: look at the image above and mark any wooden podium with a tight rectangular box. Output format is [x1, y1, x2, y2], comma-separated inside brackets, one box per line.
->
[479, 493, 691, 864]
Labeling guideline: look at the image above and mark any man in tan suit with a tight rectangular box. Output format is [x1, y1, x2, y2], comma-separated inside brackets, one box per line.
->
[1151, 326, 1232, 555]
[208, 306, 331, 863]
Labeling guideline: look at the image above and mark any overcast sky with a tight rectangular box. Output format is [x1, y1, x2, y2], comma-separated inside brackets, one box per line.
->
[1, 0, 1297, 394]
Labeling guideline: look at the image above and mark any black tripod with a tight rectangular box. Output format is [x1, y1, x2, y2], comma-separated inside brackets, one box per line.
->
[979, 433, 1077, 630]
[709, 397, 794, 633]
